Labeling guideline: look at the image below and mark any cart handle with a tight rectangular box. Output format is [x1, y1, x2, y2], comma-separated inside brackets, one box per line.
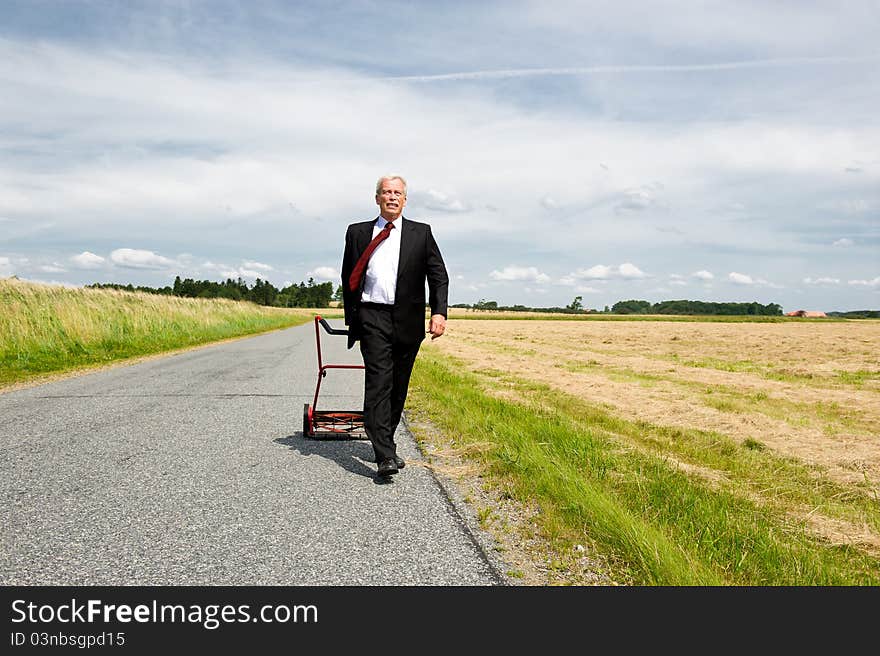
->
[312, 315, 359, 413]
[316, 316, 349, 336]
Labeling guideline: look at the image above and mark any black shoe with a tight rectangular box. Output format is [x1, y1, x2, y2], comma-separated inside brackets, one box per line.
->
[376, 456, 406, 469]
[377, 458, 398, 476]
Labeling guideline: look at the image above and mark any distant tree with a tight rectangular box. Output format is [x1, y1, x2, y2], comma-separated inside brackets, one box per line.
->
[278, 278, 333, 308]
[650, 299, 783, 316]
[566, 295, 583, 312]
[828, 310, 880, 319]
[612, 299, 652, 314]
[247, 278, 278, 306]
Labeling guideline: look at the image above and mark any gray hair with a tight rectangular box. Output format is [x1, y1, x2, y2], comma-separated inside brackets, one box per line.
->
[375, 175, 407, 196]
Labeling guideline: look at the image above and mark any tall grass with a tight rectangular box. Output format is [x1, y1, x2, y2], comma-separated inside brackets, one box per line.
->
[0, 278, 312, 386]
[407, 350, 880, 585]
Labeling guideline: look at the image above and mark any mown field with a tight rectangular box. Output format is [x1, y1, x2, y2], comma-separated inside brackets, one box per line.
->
[406, 315, 880, 585]
[445, 308, 826, 322]
[0, 278, 312, 388]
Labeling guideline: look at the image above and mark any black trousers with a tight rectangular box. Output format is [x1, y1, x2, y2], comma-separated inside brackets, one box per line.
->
[358, 303, 422, 463]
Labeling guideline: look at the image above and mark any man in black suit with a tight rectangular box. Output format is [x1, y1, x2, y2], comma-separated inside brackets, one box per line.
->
[341, 175, 448, 478]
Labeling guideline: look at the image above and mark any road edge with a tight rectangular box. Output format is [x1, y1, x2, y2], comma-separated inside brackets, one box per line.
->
[399, 412, 514, 587]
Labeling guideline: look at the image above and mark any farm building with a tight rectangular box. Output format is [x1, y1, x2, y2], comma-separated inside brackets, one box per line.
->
[785, 310, 827, 317]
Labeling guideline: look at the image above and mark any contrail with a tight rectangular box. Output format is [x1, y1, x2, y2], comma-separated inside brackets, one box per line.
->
[385, 55, 880, 82]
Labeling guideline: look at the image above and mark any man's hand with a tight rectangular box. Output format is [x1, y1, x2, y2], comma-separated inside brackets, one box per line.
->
[428, 314, 446, 340]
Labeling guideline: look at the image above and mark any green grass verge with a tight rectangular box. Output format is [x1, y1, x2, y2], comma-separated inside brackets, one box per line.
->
[0, 279, 313, 386]
[407, 349, 880, 585]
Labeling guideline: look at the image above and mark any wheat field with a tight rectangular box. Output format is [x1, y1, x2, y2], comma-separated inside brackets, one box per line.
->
[0, 277, 311, 387]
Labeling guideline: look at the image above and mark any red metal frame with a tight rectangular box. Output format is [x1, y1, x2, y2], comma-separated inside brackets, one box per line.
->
[303, 315, 366, 438]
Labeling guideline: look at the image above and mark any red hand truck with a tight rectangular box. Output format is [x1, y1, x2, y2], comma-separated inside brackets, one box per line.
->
[302, 315, 367, 439]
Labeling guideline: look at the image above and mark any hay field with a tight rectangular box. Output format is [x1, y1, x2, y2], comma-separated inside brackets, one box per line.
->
[412, 317, 880, 576]
[427, 319, 880, 488]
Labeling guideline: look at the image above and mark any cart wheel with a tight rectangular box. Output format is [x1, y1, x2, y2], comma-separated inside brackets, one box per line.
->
[302, 403, 311, 437]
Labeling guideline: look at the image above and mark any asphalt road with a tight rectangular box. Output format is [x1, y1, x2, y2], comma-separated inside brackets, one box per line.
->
[0, 321, 506, 585]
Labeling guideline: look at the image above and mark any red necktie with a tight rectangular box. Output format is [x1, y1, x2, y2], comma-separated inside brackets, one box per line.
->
[348, 221, 395, 293]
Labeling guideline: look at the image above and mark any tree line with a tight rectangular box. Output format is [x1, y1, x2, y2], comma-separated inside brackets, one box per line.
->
[452, 298, 589, 315]
[827, 310, 880, 319]
[452, 297, 784, 316]
[87, 276, 335, 308]
[612, 299, 782, 316]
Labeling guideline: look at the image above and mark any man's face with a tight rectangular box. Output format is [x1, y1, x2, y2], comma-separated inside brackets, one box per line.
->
[375, 178, 407, 220]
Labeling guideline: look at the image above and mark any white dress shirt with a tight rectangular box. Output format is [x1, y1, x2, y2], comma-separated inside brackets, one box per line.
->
[360, 216, 402, 304]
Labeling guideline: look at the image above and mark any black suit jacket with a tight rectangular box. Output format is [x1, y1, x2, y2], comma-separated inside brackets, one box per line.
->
[341, 217, 449, 349]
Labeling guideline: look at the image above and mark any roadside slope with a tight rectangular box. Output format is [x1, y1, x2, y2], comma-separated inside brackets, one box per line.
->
[0, 277, 312, 389]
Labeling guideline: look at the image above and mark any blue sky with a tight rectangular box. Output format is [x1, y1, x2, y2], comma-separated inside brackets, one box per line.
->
[1, 0, 878, 311]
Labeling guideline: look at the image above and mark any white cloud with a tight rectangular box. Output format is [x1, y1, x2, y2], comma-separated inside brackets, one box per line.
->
[36, 263, 66, 273]
[220, 267, 266, 280]
[558, 279, 600, 293]
[70, 251, 106, 269]
[540, 195, 560, 210]
[848, 277, 880, 287]
[0, 256, 12, 275]
[803, 277, 840, 285]
[242, 260, 274, 271]
[618, 262, 647, 279]
[308, 266, 339, 281]
[490, 265, 551, 283]
[729, 272, 757, 285]
[570, 263, 646, 280]
[615, 185, 664, 213]
[201, 259, 281, 283]
[417, 189, 470, 213]
[728, 271, 780, 288]
[109, 248, 176, 270]
[669, 274, 687, 286]
[832, 238, 854, 247]
[202, 261, 264, 280]
[692, 270, 714, 281]
[573, 265, 613, 280]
